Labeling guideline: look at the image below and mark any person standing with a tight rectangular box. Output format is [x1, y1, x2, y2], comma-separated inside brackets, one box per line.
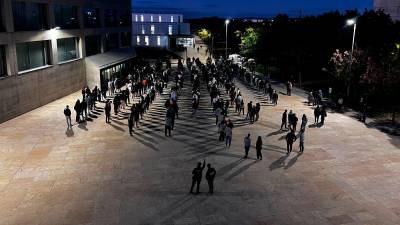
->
[286, 81, 293, 96]
[292, 113, 299, 132]
[81, 98, 87, 120]
[299, 128, 305, 153]
[165, 106, 175, 136]
[190, 159, 206, 194]
[225, 125, 233, 148]
[246, 101, 253, 119]
[74, 100, 81, 123]
[301, 114, 308, 129]
[285, 130, 297, 154]
[205, 164, 216, 194]
[256, 136, 263, 160]
[243, 134, 251, 158]
[280, 110, 287, 130]
[272, 90, 279, 106]
[64, 105, 72, 127]
[320, 107, 327, 125]
[105, 100, 111, 123]
[255, 103, 261, 121]
[314, 106, 320, 124]
[128, 113, 134, 136]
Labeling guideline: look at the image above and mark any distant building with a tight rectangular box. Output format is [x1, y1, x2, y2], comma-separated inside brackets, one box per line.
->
[374, 0, 400, 21]
[132, 13, 193, 49]
[0, 0, 133, 123]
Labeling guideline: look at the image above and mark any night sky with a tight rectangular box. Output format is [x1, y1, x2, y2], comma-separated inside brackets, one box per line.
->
[133, 0, 373, 18]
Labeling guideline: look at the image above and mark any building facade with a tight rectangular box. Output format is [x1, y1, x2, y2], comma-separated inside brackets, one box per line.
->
[132, 13, 192, 49]
[374, 0, 400, 21]
[0, 0, 132, 123]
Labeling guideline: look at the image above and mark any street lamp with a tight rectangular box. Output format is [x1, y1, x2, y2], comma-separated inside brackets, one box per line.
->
[225, 19, 230, 59]
[346, 18, 357, 71]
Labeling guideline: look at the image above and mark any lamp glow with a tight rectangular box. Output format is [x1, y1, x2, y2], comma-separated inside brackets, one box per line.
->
[346, 19, 356, 26]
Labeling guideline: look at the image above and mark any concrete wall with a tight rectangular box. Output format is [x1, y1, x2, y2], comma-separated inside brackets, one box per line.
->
[0, 0, 131, 123]
[0, 59, 85, 123]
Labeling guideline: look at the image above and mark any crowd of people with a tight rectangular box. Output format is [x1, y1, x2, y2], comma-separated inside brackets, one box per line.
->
[62, 48, 328, 195]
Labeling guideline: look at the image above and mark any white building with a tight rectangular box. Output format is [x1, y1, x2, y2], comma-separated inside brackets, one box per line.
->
[132, 13, 193, 49]
[374, 0, 400, 21]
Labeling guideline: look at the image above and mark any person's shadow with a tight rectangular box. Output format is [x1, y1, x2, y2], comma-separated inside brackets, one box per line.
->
[269, 155, 288, 171]
[284, 153, 302, 169]
[65, 127, 74, 137]
[78, 121, 88, 131]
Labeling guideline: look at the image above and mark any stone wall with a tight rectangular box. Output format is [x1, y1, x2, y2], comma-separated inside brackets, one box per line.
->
[0, 60, 85, 123]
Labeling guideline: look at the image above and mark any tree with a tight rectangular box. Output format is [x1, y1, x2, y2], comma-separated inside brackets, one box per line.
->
[240, 27, 260, 57]
[196, 28, 211, 41]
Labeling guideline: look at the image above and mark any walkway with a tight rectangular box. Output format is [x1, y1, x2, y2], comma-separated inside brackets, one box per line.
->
[0, 47, 399, 225]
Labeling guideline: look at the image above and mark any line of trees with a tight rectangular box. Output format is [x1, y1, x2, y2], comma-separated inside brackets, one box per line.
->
[190, 10, 400, 117]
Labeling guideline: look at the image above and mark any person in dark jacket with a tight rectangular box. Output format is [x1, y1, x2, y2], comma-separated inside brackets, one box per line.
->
[205, 164, 216, 194]
[190, 159, 206, 194]
[314, 106, 320, 124]
[280, 110, 287, 130]
[128, 113, 134, 136]
[256, 136, 263, 160]
[74, 100, 81, 123]
[64, 105, 72, 127]
[105, 100, 111, 123]
[286, 130, 297, 154]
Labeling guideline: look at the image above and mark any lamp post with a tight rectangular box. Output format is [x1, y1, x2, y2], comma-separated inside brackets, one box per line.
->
[346, 18, 357, 71]
[225, 19, 230, 59]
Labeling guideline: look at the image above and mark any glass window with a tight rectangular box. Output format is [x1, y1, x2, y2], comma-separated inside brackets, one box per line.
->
[83, 8, 100, 28]
[144, 36, 149, 46]
[150, 15, 153, 22]
[105, 33, 119, 51]
[151, 25, 155, 34]
[171, 16, 174, 23]
[159, 15, 162, 22]
[54, 5, 78, 29]
[12, 1, 48, 31]
[57, 37, 79, 63]
[0, 4, 4, 32]
[136, 36, 140, 45]
[140, 15, 144, 22]
[141, 25, 145, 34]
[85, 35, 101, 56]
[135, 14, 138, 22]
[121, 32, 131, 47]
[104, 9, 117, 27]
[119, 10, 130, 26]
[0, 46, 7, 77]
[16, 41, 50, 72]
[168, 25, 173, 35]
[157, 36, 161, 46]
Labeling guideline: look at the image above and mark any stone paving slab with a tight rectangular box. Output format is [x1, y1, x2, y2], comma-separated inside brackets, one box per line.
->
[0, 48, 399, 225]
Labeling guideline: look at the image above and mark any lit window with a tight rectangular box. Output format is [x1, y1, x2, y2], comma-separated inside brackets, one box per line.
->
[171, 16, 174, 23]
[140, 15, 144, 22]
[157, 36, 161, 46]
[168, 25, 172, 35]
[141, 25, 145, 34]
[135, 14, 138, 22]
[144, 36, 149, 46]
[151, 25, 155, 34]
[136, 36, 140, 45]
[150, 15, 153, 22]
[158, 15, 162, 22]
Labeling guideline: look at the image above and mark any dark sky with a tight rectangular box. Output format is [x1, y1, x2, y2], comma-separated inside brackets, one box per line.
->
[133, 0, 373, 18]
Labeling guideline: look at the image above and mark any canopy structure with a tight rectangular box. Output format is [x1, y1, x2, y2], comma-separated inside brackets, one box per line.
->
[85, 48, 136, 88]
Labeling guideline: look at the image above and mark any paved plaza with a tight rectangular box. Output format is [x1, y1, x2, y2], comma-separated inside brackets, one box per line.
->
[0, 49, 400, 225]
